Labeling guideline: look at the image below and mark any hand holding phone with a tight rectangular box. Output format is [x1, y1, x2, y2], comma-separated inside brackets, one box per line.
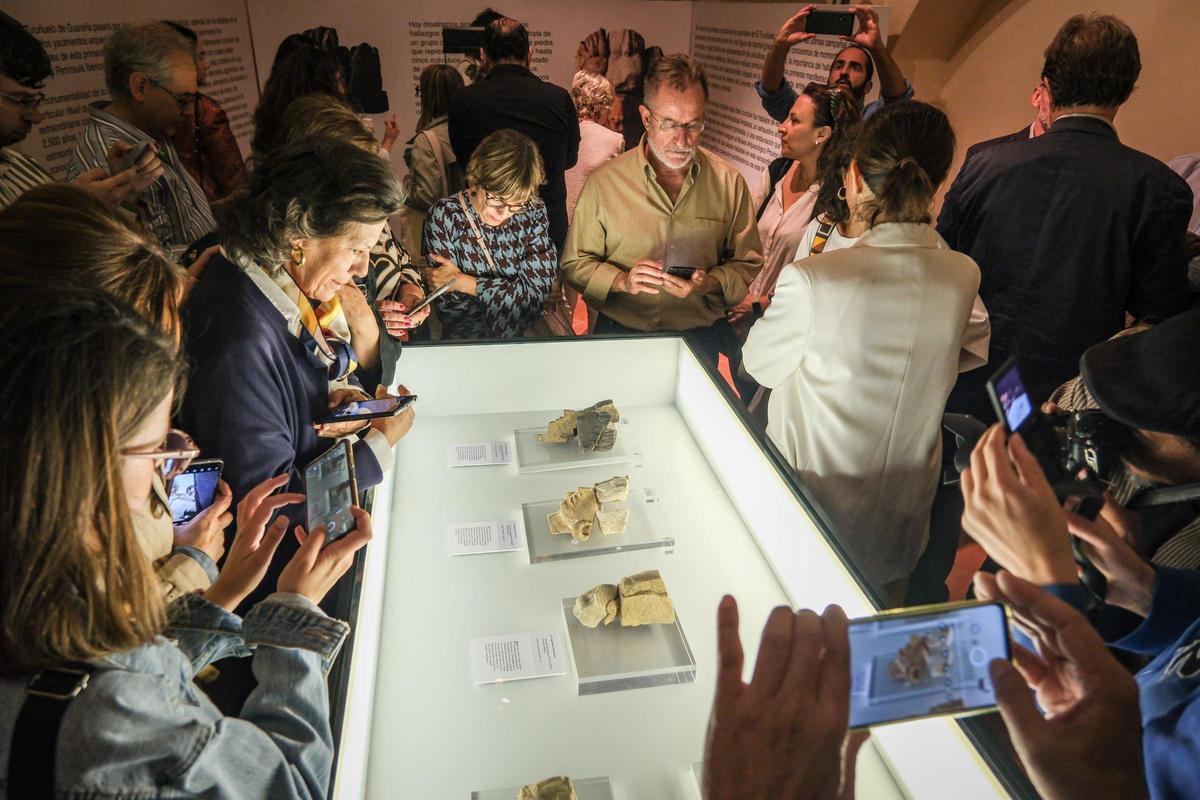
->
[304, 440, 359, 547]
[317, 394, 417, 424]
[117, 140, 152, 172]
[848, 600, 1011, 729]
[169, 459, 224, 524]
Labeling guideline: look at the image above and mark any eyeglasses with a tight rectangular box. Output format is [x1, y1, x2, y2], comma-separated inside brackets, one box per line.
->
[483, 191, 528, 214]
[147, 78, 198, 109]
[121, 428, 200, 482]
[644, 106, 705, 137]
[0, 89, 45, 112]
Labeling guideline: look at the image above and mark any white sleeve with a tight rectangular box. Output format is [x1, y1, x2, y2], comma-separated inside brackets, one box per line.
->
[742, 265, 813, 389]
[959, 294, 991, 372]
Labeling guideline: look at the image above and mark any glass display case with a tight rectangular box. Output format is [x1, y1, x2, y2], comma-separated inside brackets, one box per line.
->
[329, 336, 1030, 799]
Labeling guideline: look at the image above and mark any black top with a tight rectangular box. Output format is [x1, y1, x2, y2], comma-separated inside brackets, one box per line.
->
[961, 126, 1030, 168]
[938, 115, 1192, 414]
[448, 63, 581, 252]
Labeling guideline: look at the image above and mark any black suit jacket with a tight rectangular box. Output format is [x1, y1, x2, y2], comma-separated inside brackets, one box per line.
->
[938, 116, 1191, 417]
[962, 125, 1031, 167]
[448, 63, 581, 252]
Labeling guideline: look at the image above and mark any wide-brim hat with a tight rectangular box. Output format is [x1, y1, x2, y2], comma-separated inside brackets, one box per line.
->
[1081, 307, 1200, 439]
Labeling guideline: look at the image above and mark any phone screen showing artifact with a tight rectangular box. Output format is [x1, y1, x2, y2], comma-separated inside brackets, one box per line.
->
[169, 462, 221, 524]
[990, 361, 1033, 432]
[305, 443, 357, 544]
[848, 602, 1009, 728]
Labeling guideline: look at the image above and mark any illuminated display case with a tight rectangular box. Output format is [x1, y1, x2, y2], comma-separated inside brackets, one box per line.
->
[328, 336, 1032, 799]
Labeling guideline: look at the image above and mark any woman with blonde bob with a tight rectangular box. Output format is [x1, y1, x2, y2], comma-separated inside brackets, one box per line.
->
[0, 285, 372, 797]
[423, 127, 557, 339]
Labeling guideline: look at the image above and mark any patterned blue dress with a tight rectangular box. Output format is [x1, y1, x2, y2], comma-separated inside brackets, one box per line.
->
[423, 194, 557, 339]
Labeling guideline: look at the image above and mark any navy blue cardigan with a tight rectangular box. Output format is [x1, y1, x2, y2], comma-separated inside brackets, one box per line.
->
[179, 254, 384, 605]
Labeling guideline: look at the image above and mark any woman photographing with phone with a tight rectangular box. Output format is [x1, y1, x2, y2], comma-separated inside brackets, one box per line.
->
[0, 286, 371, 798]
[181, 135, 414, 609]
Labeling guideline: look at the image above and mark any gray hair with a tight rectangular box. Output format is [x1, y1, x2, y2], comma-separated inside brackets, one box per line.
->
[216, 135, 405, 272]
[643, 53, 708, 107]
[570, 70, 615, 122]
[104, 23, 192, 100]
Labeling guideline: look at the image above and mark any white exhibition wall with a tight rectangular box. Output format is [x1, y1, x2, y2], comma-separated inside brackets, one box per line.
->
[10, 0, 258, 178]
[7, 0, 888, 187]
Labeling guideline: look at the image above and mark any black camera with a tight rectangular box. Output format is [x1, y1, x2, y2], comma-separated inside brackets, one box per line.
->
[945, 358, 1133, 606]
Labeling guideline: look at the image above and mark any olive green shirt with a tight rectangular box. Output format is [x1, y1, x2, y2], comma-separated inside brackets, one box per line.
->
[561, 140, 764, 331]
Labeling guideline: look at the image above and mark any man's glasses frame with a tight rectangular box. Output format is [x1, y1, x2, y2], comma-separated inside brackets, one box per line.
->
[147, 78, 198, 110]
[0, 89, 45, 112]
[643, 105, 706, 137]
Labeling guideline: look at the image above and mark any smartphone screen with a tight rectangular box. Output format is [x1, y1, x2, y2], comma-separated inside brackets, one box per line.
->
[305, 442, 358, 545]
[806, 10, 856, 37]
[988, 359, 1034, 432]
[169, 460, 222, 524]
[329, 396, 402, 419]
[848, 602, 1009, 729]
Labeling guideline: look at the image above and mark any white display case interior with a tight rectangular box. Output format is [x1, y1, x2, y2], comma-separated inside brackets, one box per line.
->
[331, 336, 1028, 799]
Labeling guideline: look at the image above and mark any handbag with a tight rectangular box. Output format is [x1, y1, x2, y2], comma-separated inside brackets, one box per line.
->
[455, 192, 575, 338]
[396, 129, 451, 263]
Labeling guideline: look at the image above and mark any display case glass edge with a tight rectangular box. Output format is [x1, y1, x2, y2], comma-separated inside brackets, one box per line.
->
[672, 337, 1034, 800]
[330, 478, 394, 800]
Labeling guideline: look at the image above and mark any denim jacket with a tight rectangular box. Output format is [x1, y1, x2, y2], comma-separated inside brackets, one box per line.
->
[0, 592, 349, 799]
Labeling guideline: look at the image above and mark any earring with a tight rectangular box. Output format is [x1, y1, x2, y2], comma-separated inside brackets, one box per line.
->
[837, 186, 847, 200]
[291, 245, 305, 267]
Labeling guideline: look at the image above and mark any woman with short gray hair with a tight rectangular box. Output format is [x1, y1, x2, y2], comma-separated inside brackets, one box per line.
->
[180, 135, 414, 610]
[564, 70, 623, 224]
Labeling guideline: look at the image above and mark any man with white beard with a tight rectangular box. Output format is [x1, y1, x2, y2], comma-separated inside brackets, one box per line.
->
[561, 54, 763, 364]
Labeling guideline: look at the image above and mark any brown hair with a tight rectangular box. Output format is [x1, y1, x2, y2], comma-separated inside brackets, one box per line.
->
[1042, 14, 1140, 110]
[643, 53, 708, 106]
[852, 100, 954, 227]
[218, 135, 405, 270]
[0, 285, 181, 677]
[278, 93, 380, 154]
[0, 184, 186, 339]
[465, 128, 545, 205]
[418, 63, 463, 132]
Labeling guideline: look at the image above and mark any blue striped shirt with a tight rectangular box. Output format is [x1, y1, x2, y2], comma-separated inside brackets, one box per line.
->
[68, 102, 215, 253]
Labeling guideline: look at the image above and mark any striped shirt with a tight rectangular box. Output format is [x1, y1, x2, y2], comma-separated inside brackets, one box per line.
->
[0, 147, 54, 211]
[68, 102, 215, 253]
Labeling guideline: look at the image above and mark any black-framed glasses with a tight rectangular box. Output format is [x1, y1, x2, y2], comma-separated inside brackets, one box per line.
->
[147, 78, 198, 109]
[643, 106, 705, 137]
[121, 428, 200, 482]
[483, 191, 528, 214]
[0, 89, 45, 112]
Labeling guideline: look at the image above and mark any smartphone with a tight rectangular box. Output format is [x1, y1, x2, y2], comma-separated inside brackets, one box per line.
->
[806, 10, 856, 37]
[665, 266, 698, 279]
[848, 601, 1010, 729]
[304, 441, 359, 545]
[317, 394, 417, 424]
[985, 357, 1034, 433]
[405, 280, 455, 316]
[168, 459, 223, 524]
[118, 140, 151, 172]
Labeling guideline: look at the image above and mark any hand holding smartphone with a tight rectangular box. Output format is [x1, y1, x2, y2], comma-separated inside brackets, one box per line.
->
[168, 459, 223, 524]
[317, 394, 417, 424]
[304, 441, 359, 546]
[848, 600, 1010, 728]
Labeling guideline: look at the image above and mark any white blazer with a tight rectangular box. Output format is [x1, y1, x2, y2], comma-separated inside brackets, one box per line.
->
[743, 222, 986, 587]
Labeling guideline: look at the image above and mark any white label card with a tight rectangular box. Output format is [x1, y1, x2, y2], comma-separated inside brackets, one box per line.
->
[470, 631, 565, 684]
[449, 440, 513, 467]
[447, 520, 522, 556]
